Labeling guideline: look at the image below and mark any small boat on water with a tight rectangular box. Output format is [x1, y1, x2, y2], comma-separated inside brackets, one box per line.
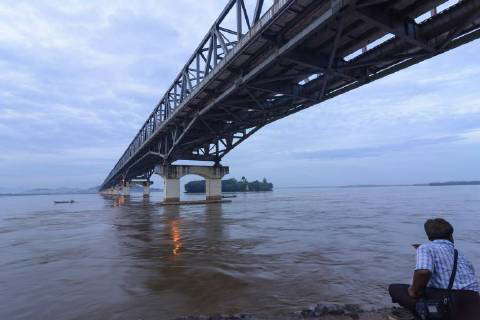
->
[54, 200, 75, 204]
[222, 195, 237, 199]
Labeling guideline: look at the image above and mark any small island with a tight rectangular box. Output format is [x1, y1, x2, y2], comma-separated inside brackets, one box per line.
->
[185, 177, 273, 193]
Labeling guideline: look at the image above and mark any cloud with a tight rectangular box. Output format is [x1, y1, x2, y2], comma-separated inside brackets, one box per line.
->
[0, 0, 228, 189]
[0, 1, 479, 189]
[460, 129, 480, 143]
[294, 136, 464, 160]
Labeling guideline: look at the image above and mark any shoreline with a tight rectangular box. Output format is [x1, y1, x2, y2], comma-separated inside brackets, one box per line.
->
[172, 304, 389, 320]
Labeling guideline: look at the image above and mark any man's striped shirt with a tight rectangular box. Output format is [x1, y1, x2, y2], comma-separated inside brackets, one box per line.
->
[416, 239, 479, 292]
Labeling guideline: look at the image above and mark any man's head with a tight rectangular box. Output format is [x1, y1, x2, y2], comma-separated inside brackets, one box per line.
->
[424, 218, 454, 241]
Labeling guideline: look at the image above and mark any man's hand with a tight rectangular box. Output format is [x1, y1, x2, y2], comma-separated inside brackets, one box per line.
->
[410, 269, 432, 299]
[408, 286, 421, 298]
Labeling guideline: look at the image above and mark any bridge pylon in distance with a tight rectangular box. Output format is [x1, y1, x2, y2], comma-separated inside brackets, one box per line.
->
[155, 165, 229, 203]
[130, 179, 154, 197]
[99, 0, 480, 197]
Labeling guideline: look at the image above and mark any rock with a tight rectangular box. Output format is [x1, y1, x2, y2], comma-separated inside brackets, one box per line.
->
[174, 305, 372, 320]
[301, 309, 316, 318]
[299, 303, 364, 318]
[345, 305, 362, 312]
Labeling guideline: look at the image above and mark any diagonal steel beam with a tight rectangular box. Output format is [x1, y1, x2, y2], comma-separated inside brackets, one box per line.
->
[219, 26, 238, 36]
[218, 124, 266, 158]
[215, 27, 229, 53]
[240, 0, 251, 30]
[253, 0, 265, 24]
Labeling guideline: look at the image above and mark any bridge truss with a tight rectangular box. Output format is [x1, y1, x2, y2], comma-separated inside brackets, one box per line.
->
[101, 0, 480, 190]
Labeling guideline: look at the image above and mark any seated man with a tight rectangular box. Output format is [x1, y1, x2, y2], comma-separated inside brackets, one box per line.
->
[388, 218, 479, 320]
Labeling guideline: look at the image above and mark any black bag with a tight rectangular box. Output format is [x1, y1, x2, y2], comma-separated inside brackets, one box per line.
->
[415, 249, 459, 320]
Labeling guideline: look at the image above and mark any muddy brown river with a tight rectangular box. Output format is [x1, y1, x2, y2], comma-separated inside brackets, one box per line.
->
[1, 186, 479, 319]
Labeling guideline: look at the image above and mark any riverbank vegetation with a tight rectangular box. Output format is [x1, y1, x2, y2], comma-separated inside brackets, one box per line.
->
[185, 178, 273, 193]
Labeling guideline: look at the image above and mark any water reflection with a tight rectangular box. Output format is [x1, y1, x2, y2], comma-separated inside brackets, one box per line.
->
[170, 221, 182, 256]
[164, 206, 183, 257]
[203, 203, 225, 242]
[113, 195, 126, 207]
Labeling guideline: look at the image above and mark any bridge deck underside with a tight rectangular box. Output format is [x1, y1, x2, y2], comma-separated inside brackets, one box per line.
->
[101, 0, 480, 190]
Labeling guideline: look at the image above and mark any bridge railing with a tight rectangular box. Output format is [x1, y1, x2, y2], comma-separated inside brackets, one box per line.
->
[102, 0, 292, 188]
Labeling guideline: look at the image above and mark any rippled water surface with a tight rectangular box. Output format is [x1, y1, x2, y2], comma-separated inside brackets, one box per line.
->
[1, 186, 480, 319]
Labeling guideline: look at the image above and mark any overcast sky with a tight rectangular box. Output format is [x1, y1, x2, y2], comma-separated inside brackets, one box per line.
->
[0, 0, 479, 190]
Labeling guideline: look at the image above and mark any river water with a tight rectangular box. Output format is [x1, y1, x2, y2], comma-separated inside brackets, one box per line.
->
[1, 186, 479, 319]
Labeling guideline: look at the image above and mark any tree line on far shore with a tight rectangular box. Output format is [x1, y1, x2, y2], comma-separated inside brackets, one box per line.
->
[185, 178, 273, 193]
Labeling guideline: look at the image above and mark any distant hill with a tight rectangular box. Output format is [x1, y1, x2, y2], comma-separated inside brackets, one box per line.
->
[2, 186, 101, 196]
[425, 181, 480, 186]
[30, 187, 98, 194]
[341, 181, 480, 188]
[0, 184, 162, 196]
[340, 184, 409, 188]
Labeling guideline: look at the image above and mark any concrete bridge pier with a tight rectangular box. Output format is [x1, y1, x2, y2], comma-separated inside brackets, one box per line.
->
[205, 178, 222, 201]
[163, 177, 181, 203]
[155, 164, 229, 204]
[121, 182, 130, 196]
[142, 181, 151, 197]
[130, 179, 153, 197]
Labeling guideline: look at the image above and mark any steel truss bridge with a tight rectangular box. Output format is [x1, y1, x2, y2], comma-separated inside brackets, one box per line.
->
[100, 0, 480, 190]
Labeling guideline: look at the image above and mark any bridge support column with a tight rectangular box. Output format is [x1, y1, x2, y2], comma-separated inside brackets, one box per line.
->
[143, 181, 151, 197]
[163, 178, 180, 203]
[155, 164, 229, 203]
[130, 179, 153, 197]
[122, 182, 130, 196]
[206, 178, 222, 201]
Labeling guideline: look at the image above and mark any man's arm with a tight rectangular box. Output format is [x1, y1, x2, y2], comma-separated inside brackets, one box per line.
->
[409, 244, 434, 298]
[408, 269, 432, 298]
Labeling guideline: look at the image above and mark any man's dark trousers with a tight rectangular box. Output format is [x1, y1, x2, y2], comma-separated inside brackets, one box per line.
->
[389, 284, 480, 320]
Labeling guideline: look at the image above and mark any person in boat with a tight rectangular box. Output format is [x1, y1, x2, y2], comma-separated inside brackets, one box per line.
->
[388, 218, 480, 320]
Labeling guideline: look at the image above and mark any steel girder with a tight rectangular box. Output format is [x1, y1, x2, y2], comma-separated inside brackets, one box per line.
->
[101, 0, 480, 190]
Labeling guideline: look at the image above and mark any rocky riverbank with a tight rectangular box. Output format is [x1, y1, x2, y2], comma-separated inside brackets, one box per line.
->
[173, 304, 389, 320]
